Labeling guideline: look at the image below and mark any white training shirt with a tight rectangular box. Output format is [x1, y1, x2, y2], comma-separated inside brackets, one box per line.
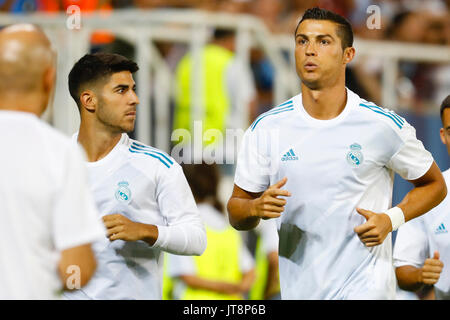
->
[394, 169, 450, 300]
[255, 219, 279, 255]
[234, 88, 434, 299]
[0, 111, 105, 300]
[64, 133, 206, 300]
[167, 203, 254, 299]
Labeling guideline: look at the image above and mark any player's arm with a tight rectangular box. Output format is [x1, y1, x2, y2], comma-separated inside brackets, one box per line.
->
[179, 275, 242, 295]
[396, 161, 446, 223]
[227, 178, 290, 231]
[103, 164, 206, 255]
[396, 251, 444, 292]
[239, 269, 256, 294]
[54, 144, 105, 290]
[102, 214, 158, 245]
[58, 243, 97, 290]
[179, 268, 255, 296]
[264, 251, 280, 299]
[355, 162, 446, 247]
[393, 217, 442, 292]
[103, 209, 205, 255]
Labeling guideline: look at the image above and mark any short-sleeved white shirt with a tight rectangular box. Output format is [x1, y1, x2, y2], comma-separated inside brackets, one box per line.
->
[0, 111, 105, 299]
[234, 88, 434, 299]
[255, 219, 279, 255]
[394, 169, 450, 300]
[64, 133, 206, 300]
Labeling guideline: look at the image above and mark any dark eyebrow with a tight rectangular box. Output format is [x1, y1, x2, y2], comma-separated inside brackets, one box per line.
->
[113, 84, 130, 90]
[445, 126, 450, 130]
[295, 33, 334, 39]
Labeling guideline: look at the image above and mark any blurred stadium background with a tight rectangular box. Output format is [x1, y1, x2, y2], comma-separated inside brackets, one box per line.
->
[1, 0, 449, 300]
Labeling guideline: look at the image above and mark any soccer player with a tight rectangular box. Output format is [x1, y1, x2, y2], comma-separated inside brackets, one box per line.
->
[0, 24, 104, 299]
[227, 7, 447, 299]
[64, 53, 207, 300]
[394, 95, 450, 300]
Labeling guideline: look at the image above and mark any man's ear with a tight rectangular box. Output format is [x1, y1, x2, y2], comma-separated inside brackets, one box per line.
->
[440, 128, 446, 145]
[80, 90, 97, 113]
[343, 46, 355, 65]
[43, 66, 56, 95]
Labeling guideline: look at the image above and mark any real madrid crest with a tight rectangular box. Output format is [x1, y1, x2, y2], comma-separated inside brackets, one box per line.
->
[346, 143, 364, 167]
[115, 181, 132, 204]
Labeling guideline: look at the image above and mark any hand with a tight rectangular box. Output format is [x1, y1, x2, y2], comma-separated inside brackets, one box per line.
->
[354, 208, 392, 247]
[217, 283, 243, 295]
[102, 214, 157, 244]
[420, 251, 444, 285]
[250, 177, 291, 220]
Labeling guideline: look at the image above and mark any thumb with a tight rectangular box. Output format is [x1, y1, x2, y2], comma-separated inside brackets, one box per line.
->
[271, 177, 287, 189]
[433, 251, 440, 260]
[356, 208, 374, 221]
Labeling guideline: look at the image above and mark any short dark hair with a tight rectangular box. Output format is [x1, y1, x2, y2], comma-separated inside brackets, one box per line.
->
[181, 162, 224, 213]
[440, 95, 450, 122]
[68, 52, 139, 107]
[213, 28, 235, 40]
[295, 7, 354, 50]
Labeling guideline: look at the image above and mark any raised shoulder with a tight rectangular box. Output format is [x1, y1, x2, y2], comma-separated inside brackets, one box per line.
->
[128, 140, 176, 170]
[357, 99, 406, 131]
[250, 98, 296, 131]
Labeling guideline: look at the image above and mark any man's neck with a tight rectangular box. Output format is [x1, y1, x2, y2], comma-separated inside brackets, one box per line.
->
[77, 121, 123, 162]
[301, 82, 347, 120]
[0, 92, 44, 116]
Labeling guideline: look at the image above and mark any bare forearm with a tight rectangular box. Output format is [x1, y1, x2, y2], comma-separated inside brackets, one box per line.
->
[227, 197, 260, 231]
[398, 164, 447, 222]
[240, 269, 256, 293]
[265, 252, 280, 298]
[180, 275, 241, 295]
[59, 244, 97, 290]
[396, 266, 424, 292]
[138, 223, 159, 246]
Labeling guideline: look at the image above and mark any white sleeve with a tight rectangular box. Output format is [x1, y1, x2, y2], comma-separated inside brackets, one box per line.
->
[152, 163, 207, 255]
[258, 219, 279, 254]
[386, 121, 434, 180]
[52, 145, 105, 251]
[234, 127, 272, 193]
[393, 217, 429, 269]
[239, 240, 255, 273]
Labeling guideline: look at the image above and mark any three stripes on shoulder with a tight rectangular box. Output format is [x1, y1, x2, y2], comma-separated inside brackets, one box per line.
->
[359, 102, 405, 129]
[129, 142, 174, 168]
[251, 100, 294, 131]
[250, 99, 405, 131]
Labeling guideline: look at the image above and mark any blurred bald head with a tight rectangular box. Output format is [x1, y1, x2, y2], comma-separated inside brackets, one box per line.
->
[0, 24, 55, 93]
[0, 24, 56, 115]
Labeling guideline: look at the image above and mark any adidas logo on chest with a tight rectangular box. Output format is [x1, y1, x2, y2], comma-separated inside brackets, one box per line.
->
[435, 223, 448, 235]
[281, 149, 299, 161]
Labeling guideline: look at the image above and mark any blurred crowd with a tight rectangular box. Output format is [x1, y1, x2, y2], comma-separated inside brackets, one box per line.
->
[1, 0, 449, 115]
[1, 0, 449, 43]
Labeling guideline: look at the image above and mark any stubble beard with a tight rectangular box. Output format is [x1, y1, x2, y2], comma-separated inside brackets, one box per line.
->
[97, 98, 135, 134]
